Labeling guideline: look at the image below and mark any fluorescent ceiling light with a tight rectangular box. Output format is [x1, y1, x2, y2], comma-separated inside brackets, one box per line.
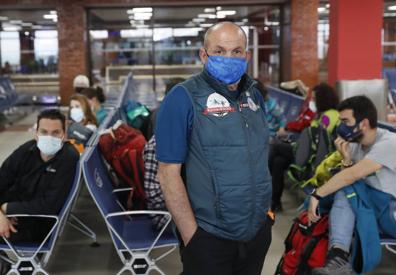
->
[193, 18, 205, 23]
[389, 5, 396, 10]
[173, 27, 203, 37]
[217, 10, 236, 16]
[242, 18, 248, 23]
[216, 14, 226, 19]
[3, 26, 21, 31]
[204, 8, 216, 13]
[266, 21, 279, 26]
[127, 7, 153, 14]
[24, 31, 29, 35]
[318, 7, 327, 13]
[9, 20, 22, 24]
[0, 16, 8, 21]
[32, 25, 43, 29]
[200, 24, 213, 28]
[50, 10, 57, 14]
[43, 14, 57, 19]
[90, 30, 108, 39]
[130, 12, 152, 20]
[53, 18, 58, 23]
[216, 6, 222, 11]
[22, 22, 33, 27]
[326, 4, 330, 8]
[198, 14, 216, 19]
[120, 29, 152, 38]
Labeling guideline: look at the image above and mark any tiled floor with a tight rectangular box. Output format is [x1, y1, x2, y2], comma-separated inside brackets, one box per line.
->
[0, 108, 395, 274]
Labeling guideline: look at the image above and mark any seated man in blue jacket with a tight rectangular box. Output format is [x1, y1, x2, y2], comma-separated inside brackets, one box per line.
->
[308, 96, 396, 275]
[0, 109, 79, 243]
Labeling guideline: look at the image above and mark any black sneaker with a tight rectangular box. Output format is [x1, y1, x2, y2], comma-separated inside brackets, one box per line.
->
[312, 247, 355, 275]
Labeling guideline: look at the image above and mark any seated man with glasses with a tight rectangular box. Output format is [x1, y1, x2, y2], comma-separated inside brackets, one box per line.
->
[0, 109, 79, 244]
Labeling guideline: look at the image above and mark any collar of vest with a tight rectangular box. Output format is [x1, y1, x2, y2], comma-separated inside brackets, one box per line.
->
[200, 69, 257, 99]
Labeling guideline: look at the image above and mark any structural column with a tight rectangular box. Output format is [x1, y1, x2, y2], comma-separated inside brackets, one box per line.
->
[57, 0, 88, 105]
[328, 0, 383, 85]
[281, 0, 319, 88]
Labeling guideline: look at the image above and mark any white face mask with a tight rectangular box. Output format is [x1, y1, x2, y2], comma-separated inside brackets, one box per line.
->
[70, 107, 85, 123]
[37, 135, 63, 156]
[309, 100, 317, 112]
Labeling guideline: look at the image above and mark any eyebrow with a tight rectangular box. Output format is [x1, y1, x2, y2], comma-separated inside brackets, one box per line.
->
[212, 45, 244, 51]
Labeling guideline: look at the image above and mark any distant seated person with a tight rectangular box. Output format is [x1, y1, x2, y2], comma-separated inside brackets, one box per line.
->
[308, 96, 396, 275]
[255, 79, 287, 140]
[67, 94, 97, 153]
[73, 74, 90, 94]
[81, 86, 107, 125]
[143, 77, 185, 229]
[0, 109, 79, 244]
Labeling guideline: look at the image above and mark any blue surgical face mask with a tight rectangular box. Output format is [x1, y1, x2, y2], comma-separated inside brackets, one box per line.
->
[37, 135, 63, 156]
[337, 121, 363, 143]
[205, 52, 248, 85]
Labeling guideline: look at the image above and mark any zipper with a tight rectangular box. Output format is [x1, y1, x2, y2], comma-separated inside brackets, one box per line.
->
[237, 85, 257, 238]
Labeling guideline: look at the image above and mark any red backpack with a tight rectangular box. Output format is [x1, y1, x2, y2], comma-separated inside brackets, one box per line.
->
[286, 89, 316, 133]
[99, 122, 147, 210]
[275, 211, 328, 275]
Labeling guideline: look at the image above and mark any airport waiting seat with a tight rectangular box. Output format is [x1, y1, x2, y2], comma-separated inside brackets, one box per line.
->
[0, 164, 81, 275]
[268, 86, 304, 122]
[383, 68, 396, 90]
[381, 234, 396, 255]
[0, 77, 18, 105]
[82, 143, 178, 275]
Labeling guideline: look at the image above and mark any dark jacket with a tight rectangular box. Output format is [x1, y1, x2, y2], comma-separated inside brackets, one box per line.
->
[181, 70, 272, 241]
[343, 181, 396, 273]
[0, 140, 79, 215]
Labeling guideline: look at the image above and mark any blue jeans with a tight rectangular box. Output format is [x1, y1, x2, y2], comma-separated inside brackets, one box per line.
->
[329, 190, 355, 252]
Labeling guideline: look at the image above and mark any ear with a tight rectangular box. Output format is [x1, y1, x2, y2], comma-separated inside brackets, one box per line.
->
[246, 50, 252, 62]
[199, 47, 208, 64]
[360, 118, 369, 130]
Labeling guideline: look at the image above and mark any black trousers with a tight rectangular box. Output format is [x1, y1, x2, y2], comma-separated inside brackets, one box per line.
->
[181, 217, 272, 275]
[268, 141, 294, 205]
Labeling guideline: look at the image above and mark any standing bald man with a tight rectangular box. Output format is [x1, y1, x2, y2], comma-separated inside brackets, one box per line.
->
[156, 22, 273, 274]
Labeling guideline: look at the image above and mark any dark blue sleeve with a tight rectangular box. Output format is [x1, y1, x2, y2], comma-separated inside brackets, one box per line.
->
[155, 85, 194, 163]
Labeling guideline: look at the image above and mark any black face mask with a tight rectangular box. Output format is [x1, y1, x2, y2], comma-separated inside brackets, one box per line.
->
[336, 121, 363, 143]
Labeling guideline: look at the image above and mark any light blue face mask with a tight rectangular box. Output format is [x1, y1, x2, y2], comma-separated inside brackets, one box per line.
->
[37, 135, 63, 156]
[205, 54, 248, 85]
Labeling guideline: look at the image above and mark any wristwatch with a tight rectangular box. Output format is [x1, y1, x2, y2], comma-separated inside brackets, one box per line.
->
[341, 159, 354, 168]
[310, 188, 323, 201]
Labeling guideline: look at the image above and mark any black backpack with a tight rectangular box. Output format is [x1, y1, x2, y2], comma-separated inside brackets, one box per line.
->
[287, 125, 337, 186]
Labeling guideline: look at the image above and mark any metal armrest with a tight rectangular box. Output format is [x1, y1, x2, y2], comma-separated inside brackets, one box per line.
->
[112, 187, 133, 194]
[2, 214, 60, 259]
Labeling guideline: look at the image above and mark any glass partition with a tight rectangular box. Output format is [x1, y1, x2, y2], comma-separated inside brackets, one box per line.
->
[88, 4, 281, 98]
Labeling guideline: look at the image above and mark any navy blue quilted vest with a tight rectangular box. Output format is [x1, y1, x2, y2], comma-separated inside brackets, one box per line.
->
[181, 70, 272, 241]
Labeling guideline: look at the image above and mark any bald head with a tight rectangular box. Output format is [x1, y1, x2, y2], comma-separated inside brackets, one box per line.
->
[204, 22, 248, 50]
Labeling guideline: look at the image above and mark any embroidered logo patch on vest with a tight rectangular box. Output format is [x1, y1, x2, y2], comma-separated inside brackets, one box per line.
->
[203, 93, 236, 117]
